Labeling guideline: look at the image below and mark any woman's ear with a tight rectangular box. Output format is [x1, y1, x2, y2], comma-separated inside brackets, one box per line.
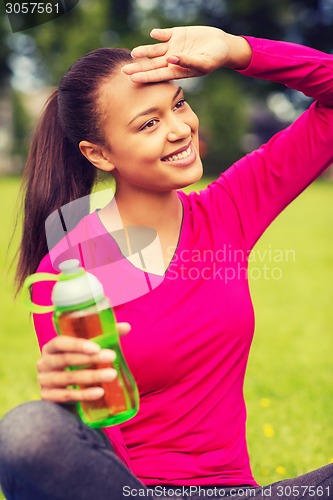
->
[79, 141, 115, 172]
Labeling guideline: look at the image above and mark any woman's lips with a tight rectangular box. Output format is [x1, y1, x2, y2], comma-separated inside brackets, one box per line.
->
[161, 142, 197, 167]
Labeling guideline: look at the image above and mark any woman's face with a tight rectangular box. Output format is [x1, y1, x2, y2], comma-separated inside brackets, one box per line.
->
[98, 71, 203, 193]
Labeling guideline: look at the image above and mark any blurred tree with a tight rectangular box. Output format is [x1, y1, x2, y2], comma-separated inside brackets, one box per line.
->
[26, 0, 148, 84]
[0, 2, 11, 86]
[11, 90, 31, 159]
[190, 70, 248, 170]
[112, 0, 133, 34]
[31, 1, 113, 84]
[195, 0, 293, 39]
[291, 0, 333, 52]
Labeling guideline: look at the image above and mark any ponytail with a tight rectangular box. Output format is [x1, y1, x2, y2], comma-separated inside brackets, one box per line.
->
[15, 89, 96, 292]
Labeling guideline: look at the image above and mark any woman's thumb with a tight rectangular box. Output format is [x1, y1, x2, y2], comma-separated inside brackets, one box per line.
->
[167, 54, 205, 71]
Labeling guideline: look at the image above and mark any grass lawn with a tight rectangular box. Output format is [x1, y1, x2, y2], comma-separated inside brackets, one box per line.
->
[0, 175, 332, 497]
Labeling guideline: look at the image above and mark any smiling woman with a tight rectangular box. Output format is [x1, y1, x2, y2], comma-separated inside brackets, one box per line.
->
[1, 25, 333, 500]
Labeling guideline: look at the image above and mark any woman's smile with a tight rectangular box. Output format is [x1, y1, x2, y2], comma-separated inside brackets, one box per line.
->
[161, 141, 197, 167]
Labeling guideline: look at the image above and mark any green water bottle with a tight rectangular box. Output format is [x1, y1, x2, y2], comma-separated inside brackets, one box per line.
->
[23, 259, 139, 428]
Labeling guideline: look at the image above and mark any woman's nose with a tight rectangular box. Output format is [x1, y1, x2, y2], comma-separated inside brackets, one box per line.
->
[167, 117, 191, 142]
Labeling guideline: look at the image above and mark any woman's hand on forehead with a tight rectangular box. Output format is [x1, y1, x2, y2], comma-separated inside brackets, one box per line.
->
[122, 26, 237, 83]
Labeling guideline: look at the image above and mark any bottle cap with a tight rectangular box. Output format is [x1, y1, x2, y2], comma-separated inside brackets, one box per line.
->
[58, 259, 85, 276]
[52, 259, 104, 307]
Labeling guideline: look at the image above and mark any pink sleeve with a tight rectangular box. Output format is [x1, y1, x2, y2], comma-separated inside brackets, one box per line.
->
[212, 37, 333, 250]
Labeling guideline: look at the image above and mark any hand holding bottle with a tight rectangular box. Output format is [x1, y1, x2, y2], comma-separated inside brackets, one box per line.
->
[24, 259, 139, 427]
[37, 322, 131, 404]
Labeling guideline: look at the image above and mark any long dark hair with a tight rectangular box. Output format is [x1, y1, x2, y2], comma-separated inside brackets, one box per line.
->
[16, 47, 132, 291]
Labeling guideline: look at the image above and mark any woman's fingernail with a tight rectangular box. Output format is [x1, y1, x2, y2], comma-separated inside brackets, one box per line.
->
[168, 55, 180, 64]
[90, 387, 104, 397]
[100, 369, 117, 381]
[99, 350, 117, 362]
[83, 342, 100, 353]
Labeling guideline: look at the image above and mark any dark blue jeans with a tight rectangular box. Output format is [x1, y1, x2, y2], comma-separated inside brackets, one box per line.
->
[0, 401, 332, 499]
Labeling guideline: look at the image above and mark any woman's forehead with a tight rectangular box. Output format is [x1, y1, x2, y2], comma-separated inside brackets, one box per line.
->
[99, 72, 180, 120]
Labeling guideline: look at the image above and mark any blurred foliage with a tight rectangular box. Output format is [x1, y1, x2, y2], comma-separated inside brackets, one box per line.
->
[190, 70, 248, 168]
[11, 90, 31, 158]
[0, 0, 332, 173]
[0, 1, 11, 85]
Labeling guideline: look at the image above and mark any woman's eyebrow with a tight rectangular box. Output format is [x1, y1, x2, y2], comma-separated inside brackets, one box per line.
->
[128, 86, 183, 125]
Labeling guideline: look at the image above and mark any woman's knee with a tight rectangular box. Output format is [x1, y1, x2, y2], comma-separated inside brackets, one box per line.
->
[0, 400, 77, 469]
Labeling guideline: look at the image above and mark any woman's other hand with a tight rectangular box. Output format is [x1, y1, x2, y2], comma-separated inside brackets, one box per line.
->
[37, 322, 131, 404]
[122, 26, 252, 83]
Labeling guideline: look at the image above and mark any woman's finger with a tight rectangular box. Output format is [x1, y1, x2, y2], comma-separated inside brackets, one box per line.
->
[42, 335, 101, 356]
[38, 367, 117, 388]
[166, 54, 211, 73]
[118, 322, 132, 337]
[130, 42, 168, 60]
[122, 53, 209, 83]
[122, 56, 168, 76]
[42, 322, 131, 355]
[149, 27, 173, 42]
[40, 386, 105, 403]
[37, 348, 116, 372]
[127, 65, 190, 84]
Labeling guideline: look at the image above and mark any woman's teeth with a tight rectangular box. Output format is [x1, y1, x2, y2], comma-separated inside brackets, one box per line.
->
[163, 146, 191, 162]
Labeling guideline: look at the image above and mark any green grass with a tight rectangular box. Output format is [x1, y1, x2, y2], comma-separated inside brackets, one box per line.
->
[0, 176, 332, 497]
[0, 177, 40, 407]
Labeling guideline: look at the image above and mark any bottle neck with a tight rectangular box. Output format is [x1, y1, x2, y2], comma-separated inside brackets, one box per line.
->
[55, 295, 105, 313]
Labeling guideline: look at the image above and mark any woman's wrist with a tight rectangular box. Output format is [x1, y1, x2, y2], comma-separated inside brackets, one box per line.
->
[223, 33, 253, 70]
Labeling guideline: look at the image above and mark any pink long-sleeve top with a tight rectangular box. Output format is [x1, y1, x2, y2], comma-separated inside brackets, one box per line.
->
[32, 37, 333, 487]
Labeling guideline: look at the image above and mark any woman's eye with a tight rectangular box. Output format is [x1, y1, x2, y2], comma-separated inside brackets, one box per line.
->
[174, 99, 186, 110]
[141, 119, 158, 130]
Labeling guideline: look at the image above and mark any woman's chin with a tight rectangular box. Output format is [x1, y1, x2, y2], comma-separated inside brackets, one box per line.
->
[175, 162, 204, 190]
